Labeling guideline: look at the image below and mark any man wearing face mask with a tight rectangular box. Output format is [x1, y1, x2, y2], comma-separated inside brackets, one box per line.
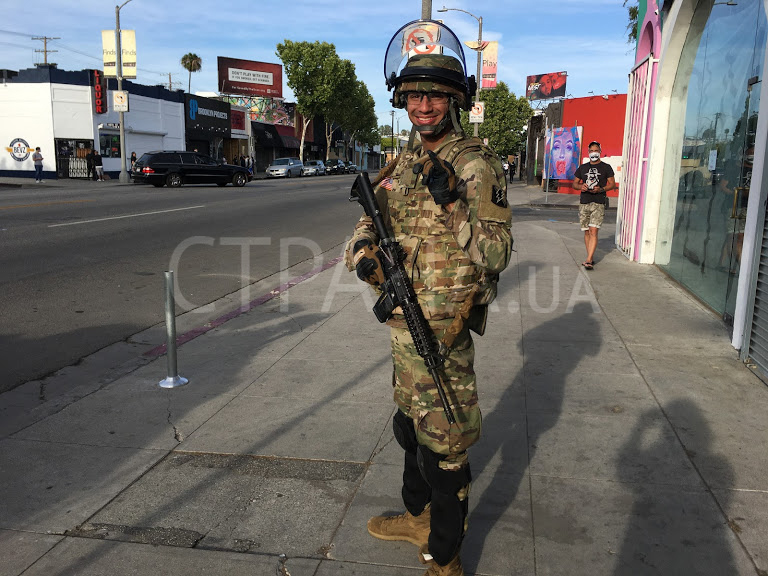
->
[572, 141, 615, 269]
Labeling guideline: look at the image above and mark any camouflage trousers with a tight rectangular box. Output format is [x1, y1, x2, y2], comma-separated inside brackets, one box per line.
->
[390, 321, 481, 469]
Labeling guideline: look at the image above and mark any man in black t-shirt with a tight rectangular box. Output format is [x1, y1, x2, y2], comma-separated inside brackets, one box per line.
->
[572, 141, 616, 269]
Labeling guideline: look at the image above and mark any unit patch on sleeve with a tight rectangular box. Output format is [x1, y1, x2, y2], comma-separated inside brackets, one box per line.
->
[492, 185, 508, 208]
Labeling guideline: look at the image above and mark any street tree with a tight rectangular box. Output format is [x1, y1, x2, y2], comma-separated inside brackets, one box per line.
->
[276, 40, 353, 161]
[321, 57, 357, 161]
[460, 81, 532, 156]
[180, 53, 202, 94]
[332, 80, 378, 161]
[624, 0, 639, 43]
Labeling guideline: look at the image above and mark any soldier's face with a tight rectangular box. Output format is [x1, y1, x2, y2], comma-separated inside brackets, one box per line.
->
[406, 93, 450, 136]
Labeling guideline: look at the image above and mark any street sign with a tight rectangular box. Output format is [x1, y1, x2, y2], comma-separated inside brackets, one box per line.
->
[113, 90, 129, 112]
[469, 101, 484, 123]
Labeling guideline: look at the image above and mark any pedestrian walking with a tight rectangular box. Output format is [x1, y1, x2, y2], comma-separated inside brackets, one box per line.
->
[345, 19, 512, 576]
[94, 150, 105, 181]
[32, 147, 44, 182]
[572, 141, 615, 269]
[86, 149, 95, 180]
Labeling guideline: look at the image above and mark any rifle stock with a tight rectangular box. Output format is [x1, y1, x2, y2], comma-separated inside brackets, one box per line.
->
[350, 173, 456, 424]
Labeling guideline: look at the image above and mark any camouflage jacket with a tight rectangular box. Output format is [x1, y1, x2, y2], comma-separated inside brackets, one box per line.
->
[345, 131, 513, 324]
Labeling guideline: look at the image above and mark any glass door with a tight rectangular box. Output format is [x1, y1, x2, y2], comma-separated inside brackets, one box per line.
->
[723, 79, 760, 324]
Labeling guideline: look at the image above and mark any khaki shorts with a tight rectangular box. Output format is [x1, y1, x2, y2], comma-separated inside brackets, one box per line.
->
[579, 202, 605, 230]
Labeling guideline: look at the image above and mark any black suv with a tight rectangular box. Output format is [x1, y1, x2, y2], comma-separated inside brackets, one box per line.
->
[132, 151, 252, 188]
[325, 159, 347, 175]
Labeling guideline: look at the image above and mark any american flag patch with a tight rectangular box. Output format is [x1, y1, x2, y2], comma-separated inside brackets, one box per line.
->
[379, 177, 394, 190]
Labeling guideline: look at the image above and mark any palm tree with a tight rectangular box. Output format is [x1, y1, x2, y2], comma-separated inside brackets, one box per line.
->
[180, 53, 202, 94]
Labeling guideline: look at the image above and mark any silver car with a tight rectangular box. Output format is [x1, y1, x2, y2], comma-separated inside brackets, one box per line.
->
[266, 157, 303, 178]
[302, 160, 326, 176]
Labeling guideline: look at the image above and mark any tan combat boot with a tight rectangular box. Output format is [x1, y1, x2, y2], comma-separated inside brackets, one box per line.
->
[367, 506, 431, 547]
[418, 544, 464, 576]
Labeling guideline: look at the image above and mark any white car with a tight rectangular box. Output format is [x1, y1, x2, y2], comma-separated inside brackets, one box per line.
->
[267, 157, 303, 178]
[302, 160, 326, 176]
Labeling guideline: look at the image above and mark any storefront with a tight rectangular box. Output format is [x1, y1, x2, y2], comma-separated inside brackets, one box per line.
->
[0, 65, 184, 179]
[185, 94, 230, 159]
[251, 121, 281, 171]
[652, 0, 766, 324]
[223, 106, 250, 165]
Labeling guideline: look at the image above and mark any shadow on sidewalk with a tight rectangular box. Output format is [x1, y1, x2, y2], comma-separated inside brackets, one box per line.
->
[6, 300, 386, 575]
[465, 301, 602, 573]
[613, 399, 737, 575]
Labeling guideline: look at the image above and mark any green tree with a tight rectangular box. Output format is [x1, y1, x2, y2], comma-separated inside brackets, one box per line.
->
[276, 40, 354, 161]
[180, 53, 202, 94]
[333, 80, 378, 159]
[624, 0, 639, 43]
[321, 58, 357, 161]
[460, 82, 532, 155]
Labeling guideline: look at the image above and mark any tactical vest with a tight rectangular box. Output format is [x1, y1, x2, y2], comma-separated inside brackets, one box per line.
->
[374, 135, 505, 324]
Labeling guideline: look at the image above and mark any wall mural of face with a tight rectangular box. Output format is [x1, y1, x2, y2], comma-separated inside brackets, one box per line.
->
[547, 127, 581, 180]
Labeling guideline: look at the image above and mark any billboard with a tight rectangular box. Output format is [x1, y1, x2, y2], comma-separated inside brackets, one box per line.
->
[481, 41, 498, 89]
[544, 126, 583, 180]
[526, 71, 567, 101]
[101, 30, 137, 78]
[218, 57, 282, 98]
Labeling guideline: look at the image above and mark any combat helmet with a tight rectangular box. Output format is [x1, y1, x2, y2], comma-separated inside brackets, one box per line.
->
[384, 20, 476, 135]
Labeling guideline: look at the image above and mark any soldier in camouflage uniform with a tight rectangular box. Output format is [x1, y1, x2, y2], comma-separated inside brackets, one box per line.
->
[344, 20, 512, 576]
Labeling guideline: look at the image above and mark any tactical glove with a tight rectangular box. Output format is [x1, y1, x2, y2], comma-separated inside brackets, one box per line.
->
[422, 150, 459, 205]
[353, 239, 385, 286]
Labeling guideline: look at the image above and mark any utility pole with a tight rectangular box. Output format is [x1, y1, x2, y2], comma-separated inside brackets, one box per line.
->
[115, 0, 134, 184]
[422, 0, 432, 19]
[390, 110, 395, 163]
[32, 36, 60, 66]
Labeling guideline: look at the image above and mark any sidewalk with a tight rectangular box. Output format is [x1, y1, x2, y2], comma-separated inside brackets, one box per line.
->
[1, 181, 767, 575]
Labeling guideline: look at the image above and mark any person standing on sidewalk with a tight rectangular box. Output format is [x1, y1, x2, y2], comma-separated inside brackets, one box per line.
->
[572, 141, 615, 269]
[345, 20, 512, 576]
[93, 150, 105, 181]
[32, 147, 44, 183]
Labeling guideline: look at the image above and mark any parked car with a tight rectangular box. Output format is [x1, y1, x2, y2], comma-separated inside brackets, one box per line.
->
[266, 157, 303, 178]
[345, 162, 359, 174]
[302, 160, 326, 176]
[326, 159, 347, 175]
[132, 151, 252, 188]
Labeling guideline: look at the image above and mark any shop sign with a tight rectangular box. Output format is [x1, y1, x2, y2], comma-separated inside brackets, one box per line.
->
[6, 138, 31, 162]
[92, 70, 108, 114]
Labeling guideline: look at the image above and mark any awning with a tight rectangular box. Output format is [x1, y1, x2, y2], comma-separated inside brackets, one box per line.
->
[251, 122, 281, 148]
[280, 135, 301, 150]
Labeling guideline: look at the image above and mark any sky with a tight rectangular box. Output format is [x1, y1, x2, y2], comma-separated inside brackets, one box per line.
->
[1, 0, 637, 130]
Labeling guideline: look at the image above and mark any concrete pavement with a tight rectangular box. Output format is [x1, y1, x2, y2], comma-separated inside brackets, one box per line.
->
[1, 180, 766, 575]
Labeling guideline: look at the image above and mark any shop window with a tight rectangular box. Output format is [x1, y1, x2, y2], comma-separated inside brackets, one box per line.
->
[656, 0, 766, 319]
[99, 134, 121, 158]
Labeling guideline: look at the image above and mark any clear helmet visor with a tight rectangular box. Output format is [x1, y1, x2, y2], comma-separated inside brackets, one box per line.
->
[384, 19, 470, 89]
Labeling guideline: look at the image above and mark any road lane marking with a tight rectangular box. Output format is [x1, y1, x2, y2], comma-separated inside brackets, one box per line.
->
[0, 199, 95, 211]
[48, 205, 206, 227]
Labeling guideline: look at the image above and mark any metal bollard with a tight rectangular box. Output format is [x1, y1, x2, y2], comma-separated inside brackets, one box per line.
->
[158, 270, 189, 388]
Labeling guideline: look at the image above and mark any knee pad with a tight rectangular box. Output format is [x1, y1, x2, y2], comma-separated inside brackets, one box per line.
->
[417, 445, 471, 566]
[416, 445, 471, 493]
[393, 410, 418, 453]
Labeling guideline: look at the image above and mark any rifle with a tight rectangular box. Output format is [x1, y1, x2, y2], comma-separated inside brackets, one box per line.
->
[349, 172, 456, 424]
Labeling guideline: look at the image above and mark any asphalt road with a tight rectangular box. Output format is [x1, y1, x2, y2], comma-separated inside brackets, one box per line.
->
[0, 178, 613, 393]
[0, 175, 361, 392]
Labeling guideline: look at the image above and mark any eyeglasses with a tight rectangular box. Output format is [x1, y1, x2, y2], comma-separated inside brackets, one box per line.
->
[405, 91, 450, 105]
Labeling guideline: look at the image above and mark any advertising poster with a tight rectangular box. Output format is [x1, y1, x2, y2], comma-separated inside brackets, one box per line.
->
[481, 41, 498, 89]
[218, 57, 282, 98]
[526, 71, 567, 100]
[545, 126, 582, 180]
[101, 30, 137, 78]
